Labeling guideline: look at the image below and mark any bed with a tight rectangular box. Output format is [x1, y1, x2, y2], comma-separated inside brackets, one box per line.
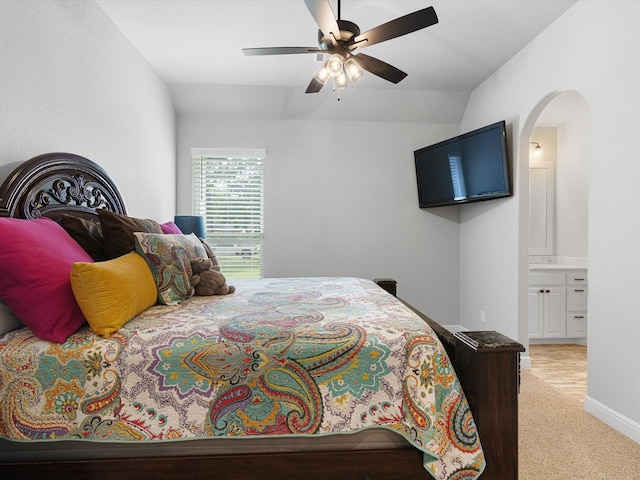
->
[0, 153, 523, 479]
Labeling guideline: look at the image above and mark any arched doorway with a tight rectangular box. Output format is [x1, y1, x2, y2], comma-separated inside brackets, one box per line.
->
[521, 90, 589, 378]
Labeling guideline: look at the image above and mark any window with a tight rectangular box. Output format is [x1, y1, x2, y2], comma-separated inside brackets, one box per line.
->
[191, 148, 265, 278]
[448, 155, 467, 200]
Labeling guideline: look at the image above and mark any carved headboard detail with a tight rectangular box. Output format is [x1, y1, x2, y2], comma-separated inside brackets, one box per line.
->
[0, 152, 127, 220]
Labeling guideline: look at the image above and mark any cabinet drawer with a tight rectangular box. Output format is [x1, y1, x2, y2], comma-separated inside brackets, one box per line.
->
[567, 287, 588, 311]
[529, 272, 566, 286]
[567, 313, 588, 338]
[567, 272, 588, 285]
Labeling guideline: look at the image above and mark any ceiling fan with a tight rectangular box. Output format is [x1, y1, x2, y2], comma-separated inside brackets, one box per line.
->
[242, 0, 438, 93]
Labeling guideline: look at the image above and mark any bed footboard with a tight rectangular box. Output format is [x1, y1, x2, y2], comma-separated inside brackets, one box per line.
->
[400, 300, 524, 480]
[453, 330, 525, 479]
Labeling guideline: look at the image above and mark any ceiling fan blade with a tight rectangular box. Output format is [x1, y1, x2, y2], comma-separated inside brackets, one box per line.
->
[355, 53, 407, 84]
[242, 47, 327, 56]
[350, 6, 438, 49]
[304, 0, 340, 46]
[305, 76, 326, 94]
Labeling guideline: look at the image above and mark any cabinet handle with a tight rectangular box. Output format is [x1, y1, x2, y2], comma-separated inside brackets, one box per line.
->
[574, 289, 585, 292]
[539, 289, 544, 293]
[574, 278, 585, 281]
[545, 289, 550, 293]
[574, 316, 585, 319]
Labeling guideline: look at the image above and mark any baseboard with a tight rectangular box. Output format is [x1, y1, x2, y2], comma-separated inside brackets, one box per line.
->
[584, 395, 640, 443]
[529, 338, 587, 346]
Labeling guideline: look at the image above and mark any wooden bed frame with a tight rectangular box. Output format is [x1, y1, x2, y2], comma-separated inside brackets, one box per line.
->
[0, 153, 524, 479]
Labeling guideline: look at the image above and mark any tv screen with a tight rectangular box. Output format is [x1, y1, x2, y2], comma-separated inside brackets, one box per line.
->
[414, 121, 511, 208]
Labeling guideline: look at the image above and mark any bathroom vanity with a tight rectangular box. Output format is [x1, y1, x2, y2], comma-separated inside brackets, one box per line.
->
[528, 259, 587, 343]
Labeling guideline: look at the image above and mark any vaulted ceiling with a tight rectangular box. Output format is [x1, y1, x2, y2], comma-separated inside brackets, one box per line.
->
[96, 1, 576, 121]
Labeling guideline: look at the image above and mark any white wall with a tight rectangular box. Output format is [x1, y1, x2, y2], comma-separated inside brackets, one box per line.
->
[0, 0, 176, 220]
[460, 0, 640, 441]
[176, 113, 462, 324]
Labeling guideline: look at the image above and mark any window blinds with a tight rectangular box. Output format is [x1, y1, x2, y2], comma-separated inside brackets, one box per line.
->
[192, 150, 265, 278]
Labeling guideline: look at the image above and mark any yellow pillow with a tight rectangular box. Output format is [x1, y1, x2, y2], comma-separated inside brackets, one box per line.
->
[70, 252, 157, 337]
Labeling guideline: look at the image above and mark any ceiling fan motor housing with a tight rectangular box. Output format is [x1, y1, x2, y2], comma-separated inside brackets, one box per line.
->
[317, 19, 360, 51]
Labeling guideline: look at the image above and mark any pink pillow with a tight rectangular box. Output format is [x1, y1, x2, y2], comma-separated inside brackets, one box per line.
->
[0, 217, 93, 342]
[160, 221, 182, 234]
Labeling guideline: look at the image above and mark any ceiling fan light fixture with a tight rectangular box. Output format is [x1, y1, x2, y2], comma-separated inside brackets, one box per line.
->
[327, 54, 344, 77]
[314, 64, 330, 84]
[334, 72, 349, 89]
[344, 57, 363, 82]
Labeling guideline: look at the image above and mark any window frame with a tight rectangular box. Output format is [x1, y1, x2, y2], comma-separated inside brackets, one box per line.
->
[191, 148, 266, 279]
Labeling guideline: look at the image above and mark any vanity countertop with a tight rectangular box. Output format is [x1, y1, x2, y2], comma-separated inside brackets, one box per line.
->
[529, 256, 587, 271]
[529, 264, 587, 271]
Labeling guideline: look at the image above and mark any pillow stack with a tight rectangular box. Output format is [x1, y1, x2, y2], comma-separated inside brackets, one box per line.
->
[0, 209, 214, 342]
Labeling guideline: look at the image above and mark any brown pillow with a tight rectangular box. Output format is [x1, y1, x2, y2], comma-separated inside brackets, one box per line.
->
[98, 209, 163, 259]
[58, 214, 107, 261]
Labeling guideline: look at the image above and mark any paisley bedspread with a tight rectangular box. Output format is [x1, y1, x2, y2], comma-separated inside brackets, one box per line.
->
[0, 277, 484, 479]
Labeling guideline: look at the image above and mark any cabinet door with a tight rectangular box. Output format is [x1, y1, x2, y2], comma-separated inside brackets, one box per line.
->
[528, 288, 543, 338]
[529, 161, 555, 255]
[543, 287, 566, 338]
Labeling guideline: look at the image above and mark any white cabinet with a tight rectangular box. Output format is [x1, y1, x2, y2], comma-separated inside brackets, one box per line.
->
[529, 269, 587, 341]
[529, 287, 566, 338]
[565, 272, 588, 337]
[528, 272, 566, 339]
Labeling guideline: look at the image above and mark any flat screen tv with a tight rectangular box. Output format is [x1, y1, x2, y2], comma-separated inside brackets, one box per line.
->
[414, 121, 511, 208]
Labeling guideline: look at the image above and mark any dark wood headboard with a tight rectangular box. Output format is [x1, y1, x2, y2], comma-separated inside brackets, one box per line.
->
[0, 152, 127, 220]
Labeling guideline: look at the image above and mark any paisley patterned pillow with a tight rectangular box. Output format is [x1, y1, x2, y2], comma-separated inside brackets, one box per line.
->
[134, 233, 207, 305]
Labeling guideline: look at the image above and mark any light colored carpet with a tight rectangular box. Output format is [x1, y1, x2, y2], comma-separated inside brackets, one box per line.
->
[519, 370, 640, 479]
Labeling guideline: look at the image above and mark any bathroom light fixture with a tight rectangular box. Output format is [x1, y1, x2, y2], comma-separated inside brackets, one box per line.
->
[530, 142, 543, 157]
